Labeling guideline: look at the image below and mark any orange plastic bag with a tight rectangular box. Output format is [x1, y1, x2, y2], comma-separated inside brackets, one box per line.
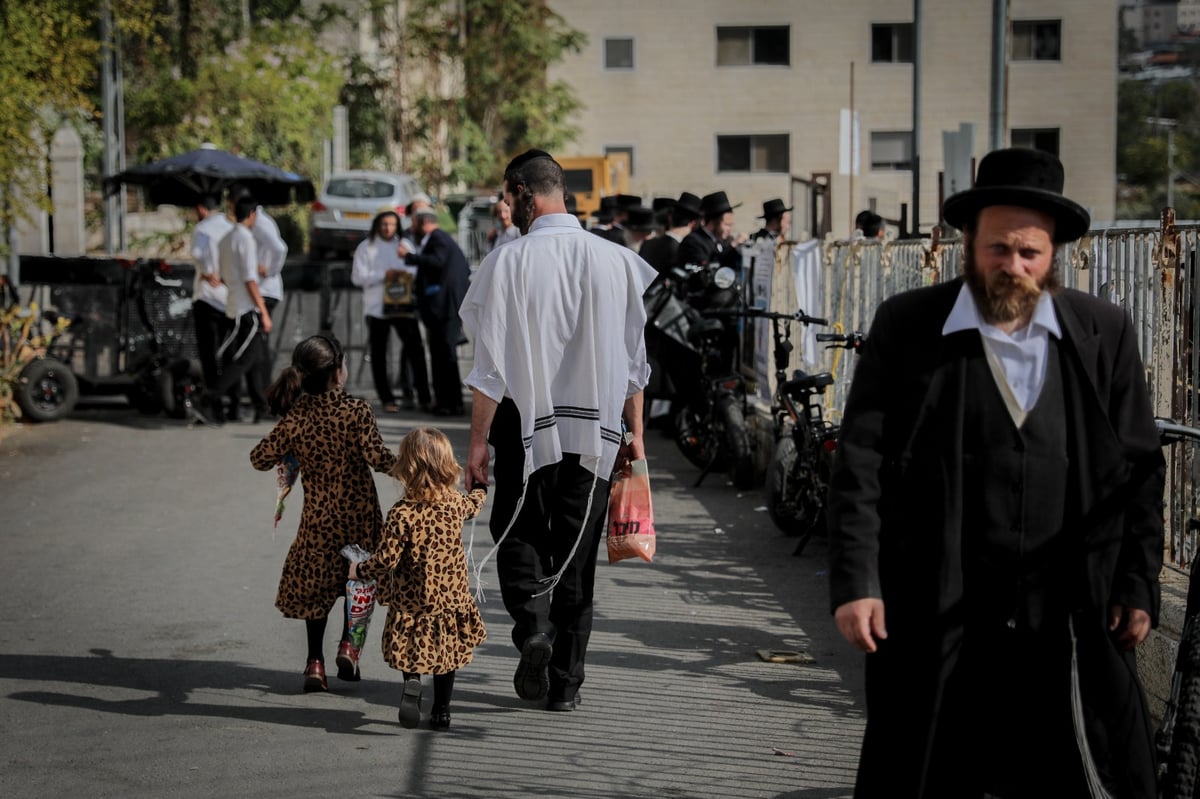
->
[607, 458, 655, 563]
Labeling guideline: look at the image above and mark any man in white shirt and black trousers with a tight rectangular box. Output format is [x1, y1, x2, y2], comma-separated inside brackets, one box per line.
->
[198, 195, 273, 425]
[461, 150, 655, 713]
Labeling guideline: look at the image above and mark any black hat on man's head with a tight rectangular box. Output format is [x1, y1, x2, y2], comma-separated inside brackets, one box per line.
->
[672, 192, 703, 222]
[758, 198, 793, 219]
[652, 197, 675, 212]
[625, 206, 656, 232]
[699, 191, 740, 218]
[599, 195, 619, 212]
[504, 149, 556, 174]
[616, 194, 642, 210]
[942, 148, 1089, 243]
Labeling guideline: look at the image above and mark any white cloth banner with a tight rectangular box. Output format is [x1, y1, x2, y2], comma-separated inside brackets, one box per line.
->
[792, 239, 824, 371]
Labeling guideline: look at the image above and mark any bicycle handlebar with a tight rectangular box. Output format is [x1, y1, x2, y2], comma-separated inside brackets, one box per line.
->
[1156, 417, 1200, 445]
[703, 307, 829, 326]
[815, 331, 866, 350]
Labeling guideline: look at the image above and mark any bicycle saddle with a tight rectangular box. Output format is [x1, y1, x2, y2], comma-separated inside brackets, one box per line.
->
[781, 371, 834, 395]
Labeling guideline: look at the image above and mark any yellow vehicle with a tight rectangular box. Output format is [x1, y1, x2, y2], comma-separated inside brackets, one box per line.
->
[558, 153, 631, 218]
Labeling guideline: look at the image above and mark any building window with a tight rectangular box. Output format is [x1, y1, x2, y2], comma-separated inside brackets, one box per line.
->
[1011, 128, 1060, 157]
[604, 37, 634, 69]
[717, 134, 790, 173]
[605, 145, 635, 177]
[1012, 20, 1061, 61]
[716, 26, 790, 66]
[870, 131, 913, 171]
[871, 23, 914, 63]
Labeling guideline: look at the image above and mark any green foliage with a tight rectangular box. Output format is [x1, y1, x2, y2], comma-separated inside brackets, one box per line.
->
[368, 0, 586, 195]
[1117, 77, 1200, 218]
[0, 0, 156, 242]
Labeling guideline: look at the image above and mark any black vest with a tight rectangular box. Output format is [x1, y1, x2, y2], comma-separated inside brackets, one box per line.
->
[961, 337, 1069, 633]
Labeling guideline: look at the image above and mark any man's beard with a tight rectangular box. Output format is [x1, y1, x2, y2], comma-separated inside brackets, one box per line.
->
[962, 242, 1059, 325]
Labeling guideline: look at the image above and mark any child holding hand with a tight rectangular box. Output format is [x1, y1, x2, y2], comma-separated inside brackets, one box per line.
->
[350, 427, 487, 730]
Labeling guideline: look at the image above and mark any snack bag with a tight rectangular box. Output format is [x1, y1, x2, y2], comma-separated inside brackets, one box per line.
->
[607, 457, 656, 563]
[341, 544, 377, 660]
[274, 454, 300, 527]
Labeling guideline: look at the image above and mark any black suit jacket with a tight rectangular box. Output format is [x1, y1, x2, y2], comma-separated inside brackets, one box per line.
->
[405, 228, 471, 329]
[638, 235, 679, 278]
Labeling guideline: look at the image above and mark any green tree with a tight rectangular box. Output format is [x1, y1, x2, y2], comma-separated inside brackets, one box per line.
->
[365, 0, 585, 196]
[0, 0, 157, 244]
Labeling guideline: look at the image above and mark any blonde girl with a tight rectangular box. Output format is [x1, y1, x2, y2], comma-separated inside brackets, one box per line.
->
[350, 427, 487, 730]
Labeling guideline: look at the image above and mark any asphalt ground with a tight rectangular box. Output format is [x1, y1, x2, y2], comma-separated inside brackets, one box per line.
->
[0, 393, 864, 799]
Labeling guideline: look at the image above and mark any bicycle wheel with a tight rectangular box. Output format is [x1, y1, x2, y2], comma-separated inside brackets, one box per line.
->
[717, 395, 755, 489]
[1162, 614, 1200, 799]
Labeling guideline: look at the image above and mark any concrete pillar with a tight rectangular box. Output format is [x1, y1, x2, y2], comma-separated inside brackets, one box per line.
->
[51, 126, 87, 256]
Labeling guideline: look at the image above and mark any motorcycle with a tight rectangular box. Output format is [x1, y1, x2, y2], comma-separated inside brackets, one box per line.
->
[643, 262, 755, 489]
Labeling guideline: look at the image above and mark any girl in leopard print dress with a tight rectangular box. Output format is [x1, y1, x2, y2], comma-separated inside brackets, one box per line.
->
[350, 427, 487, 730]
[251, 334, 396, 693]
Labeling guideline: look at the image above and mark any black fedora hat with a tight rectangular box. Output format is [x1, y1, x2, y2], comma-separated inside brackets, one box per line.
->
[758, 198, 793, 219]
[672, 191, 702, 221]
[699, 190, 740, 218]
[625, 206, 656, 232]
[942, 148, 1089, 243]
[616, 193, 642, 210]
[651, 197, 675, 212]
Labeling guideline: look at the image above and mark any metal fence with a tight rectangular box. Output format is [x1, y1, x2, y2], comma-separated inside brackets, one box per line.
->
[758, 212, 1200, 569]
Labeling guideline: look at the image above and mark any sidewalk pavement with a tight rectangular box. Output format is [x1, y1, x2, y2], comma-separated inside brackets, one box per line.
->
[0, 397, 863, 799]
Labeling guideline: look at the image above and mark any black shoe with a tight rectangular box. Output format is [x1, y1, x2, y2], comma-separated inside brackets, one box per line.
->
[514, 633, 552, 701]
[547, 691, 581, 712]
[398, 677, 422, 729]
[429, 705, 451, 730]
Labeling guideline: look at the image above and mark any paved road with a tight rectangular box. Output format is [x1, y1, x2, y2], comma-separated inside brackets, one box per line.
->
[0, 396, 863, 799]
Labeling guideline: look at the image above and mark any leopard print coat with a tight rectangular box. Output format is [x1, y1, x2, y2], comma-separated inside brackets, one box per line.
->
[357, 488, 488, 675]
[250, 389, 395, 619]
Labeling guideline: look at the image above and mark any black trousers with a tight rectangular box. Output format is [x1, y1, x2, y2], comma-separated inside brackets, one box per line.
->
[423, 314, 463, 411]
[490, 400, 611, 702]
[208, 311, 263, 403]
[367, 314, 429, 406]
[193, 301, 229, 392]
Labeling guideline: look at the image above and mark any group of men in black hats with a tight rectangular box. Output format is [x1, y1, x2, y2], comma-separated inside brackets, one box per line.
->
[585, 189, 795, 279]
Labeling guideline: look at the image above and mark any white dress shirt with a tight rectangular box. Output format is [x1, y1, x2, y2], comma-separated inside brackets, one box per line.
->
[191, 212, 234, 310]
[252, 207, 288, 302]
[219, 224, 260, 318]
[351, 234, 415, 319]
[942, 283, 1061, 416]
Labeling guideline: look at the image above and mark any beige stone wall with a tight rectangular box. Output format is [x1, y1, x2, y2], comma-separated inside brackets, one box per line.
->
[547, 0, 1117, 237]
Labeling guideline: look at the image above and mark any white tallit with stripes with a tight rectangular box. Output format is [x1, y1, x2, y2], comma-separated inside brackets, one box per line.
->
[461, 213, 655, 479]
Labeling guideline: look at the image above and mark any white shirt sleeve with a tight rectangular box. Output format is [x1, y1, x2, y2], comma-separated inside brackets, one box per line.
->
[351, 240, 377, 288]
[463, 336, 506, 402]
[234, 231, 259, 285]
[253, 209, 288, 276]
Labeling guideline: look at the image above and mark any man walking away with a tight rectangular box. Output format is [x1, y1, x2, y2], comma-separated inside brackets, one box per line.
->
[461, 150, 656, 713]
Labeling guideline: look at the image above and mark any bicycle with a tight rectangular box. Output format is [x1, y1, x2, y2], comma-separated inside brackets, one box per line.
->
[1156, 418, 1200, 799]
[724, 307, 863, 554]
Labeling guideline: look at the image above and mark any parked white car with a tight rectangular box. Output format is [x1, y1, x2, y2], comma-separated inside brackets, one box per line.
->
[309, 170, 424, 258]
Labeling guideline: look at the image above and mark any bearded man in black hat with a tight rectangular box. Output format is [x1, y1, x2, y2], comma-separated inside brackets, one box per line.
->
[678, 190, 744, 269]
[828, 148, 1163, 798]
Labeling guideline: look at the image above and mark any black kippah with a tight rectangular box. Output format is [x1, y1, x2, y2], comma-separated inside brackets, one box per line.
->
[505, 149, 555, 174]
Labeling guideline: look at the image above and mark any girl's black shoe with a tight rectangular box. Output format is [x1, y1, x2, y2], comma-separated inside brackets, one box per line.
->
[429, 706, 451, 730]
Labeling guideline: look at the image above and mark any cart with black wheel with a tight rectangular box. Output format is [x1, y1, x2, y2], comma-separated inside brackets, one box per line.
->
[15, 255, 201, 422]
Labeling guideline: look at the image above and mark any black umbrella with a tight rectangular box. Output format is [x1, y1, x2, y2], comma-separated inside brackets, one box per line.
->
[103, 144, 316, 207]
